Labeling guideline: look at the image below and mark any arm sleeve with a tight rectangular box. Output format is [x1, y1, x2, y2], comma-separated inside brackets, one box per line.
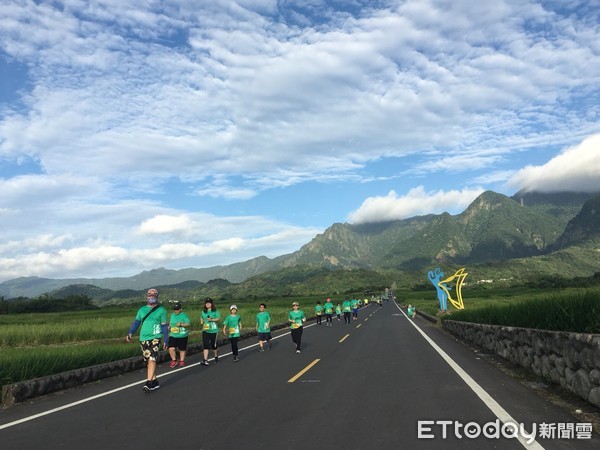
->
[128, 319, 140, 335]
[161, 323, 169, 345]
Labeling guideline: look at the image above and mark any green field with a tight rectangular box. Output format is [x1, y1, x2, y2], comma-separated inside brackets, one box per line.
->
[400, 286, 600, 333]
[0, 296, 337, 385]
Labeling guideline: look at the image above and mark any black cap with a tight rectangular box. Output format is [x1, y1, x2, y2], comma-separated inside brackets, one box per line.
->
[173, 302, 182, 310]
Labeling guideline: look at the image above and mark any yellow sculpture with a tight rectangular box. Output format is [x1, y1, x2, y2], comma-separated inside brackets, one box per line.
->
[438, 267, 468, 310]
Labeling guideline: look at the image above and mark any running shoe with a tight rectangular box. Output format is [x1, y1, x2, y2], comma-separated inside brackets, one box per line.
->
[296, 349, 301, 354]
[258, 348, 265, 352]
[200, 359, 209, 366]
[178, 361, 185, 367]
[214, 356, 219, 363]
[169, 360, 178, 368]
[149, 379, 160, 391]
[143, 381, 152, 392]
[233, 356, 239, 362]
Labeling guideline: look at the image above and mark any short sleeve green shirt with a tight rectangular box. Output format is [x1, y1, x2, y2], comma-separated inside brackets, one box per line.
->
[201, 309, 221, 333]
[169, 311, 191, 338]
[288, 309, 306, 329]
[256, 311, 271, 332]
[223, 314, 242, 338]
[135, 305, 167, 341]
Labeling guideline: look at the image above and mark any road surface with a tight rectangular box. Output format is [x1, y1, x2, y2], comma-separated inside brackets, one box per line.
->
[1, 301, 598, 449]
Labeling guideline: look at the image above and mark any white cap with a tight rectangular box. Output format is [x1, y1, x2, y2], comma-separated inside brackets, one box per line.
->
[230, 304, 237, 310]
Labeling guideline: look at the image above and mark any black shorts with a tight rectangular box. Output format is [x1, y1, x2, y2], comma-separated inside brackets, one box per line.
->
[258, 332, 272, 342]
[202, 331, 218, 350]
[168, 336, 188, 351]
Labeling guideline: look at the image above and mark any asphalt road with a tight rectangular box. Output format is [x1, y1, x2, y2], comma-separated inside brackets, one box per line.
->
[1, 301, 598, 450]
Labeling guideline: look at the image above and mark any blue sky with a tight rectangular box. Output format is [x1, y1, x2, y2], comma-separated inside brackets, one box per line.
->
[0, 0, 599, 283]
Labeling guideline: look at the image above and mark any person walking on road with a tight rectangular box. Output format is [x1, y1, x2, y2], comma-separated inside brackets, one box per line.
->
[256, 303, 272, 351]
[200, 297, 220, 365]
[315, 301, 323, 325]
[168, 302, 191, 368]
[342, 297, 352, 324]
[223, 305, 242, 362]
[288, 301, 306, 353]
[126, 288, 168, 393]
[324, 297, 334, 326]
[335, 303, 342, 321]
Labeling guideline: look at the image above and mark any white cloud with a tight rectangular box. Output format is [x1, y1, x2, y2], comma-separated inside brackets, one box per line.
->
[137, 214, 196, 235]
[0, 224, 322, 282]
[509, 134, 600, 193]
[348, 186, 485, 224]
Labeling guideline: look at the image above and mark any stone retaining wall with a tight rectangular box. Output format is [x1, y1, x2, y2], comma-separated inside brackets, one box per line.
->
[1, 322, 292, 407]
[442, 320, 600, 408]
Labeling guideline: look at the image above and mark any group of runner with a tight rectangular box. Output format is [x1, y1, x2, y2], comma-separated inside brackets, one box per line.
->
[126, 288, 389, 393]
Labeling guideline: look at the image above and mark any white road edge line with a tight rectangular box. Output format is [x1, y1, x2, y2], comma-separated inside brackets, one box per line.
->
[393, 301, 544, 450]
[0, 324, 316, 430]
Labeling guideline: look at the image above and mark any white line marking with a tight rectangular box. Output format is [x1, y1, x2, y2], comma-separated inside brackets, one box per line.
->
[0, 324, 316, 430]
[392, 302, 543, 450]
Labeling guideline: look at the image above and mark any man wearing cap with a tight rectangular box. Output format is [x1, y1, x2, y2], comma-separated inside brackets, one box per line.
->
[126, 288, 169, 392]
[168, 302, 191, 368]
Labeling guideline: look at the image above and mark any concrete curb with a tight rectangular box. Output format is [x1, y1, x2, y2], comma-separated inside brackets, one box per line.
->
[416, 309, 439, 324]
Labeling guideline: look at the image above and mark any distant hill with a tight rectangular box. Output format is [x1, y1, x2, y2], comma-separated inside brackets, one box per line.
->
[1, 190, 598, 299]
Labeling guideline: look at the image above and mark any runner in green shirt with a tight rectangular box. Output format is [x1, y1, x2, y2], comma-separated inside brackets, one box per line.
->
[223, 305, 242, 362]
[256, 303, 272, 352]
[288, 302, 306, 353]
[351, 298, 359, 320]
[335, 303, 342, 321]
[324, 298, 334, 327]
[342, 297, 352, 324]
[200, 297, 221, 366]
[126, 288, 168, 393]
[168, 301, 191, 368]
[315, 301, 324, 326]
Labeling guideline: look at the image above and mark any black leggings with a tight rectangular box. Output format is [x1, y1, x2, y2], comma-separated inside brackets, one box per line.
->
[291, 327, 303, 350]
[325, 314, 333, 324]
[316, 314, 322, 325]
[344, 312, 351, 324]
[229, 337, 239, 356]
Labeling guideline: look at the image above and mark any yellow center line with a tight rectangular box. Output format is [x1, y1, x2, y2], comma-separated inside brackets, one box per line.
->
[356, 324, 362, 328]
[288, 359, 321, 383]
[365, 318, 369, 321]
[339, 334, 350, 343]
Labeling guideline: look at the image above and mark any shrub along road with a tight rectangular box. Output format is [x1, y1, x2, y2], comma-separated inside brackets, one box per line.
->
[0, 302, 598, 449]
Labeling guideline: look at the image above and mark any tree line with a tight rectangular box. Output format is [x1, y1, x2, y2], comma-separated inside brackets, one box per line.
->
[0, 294, 99, 314]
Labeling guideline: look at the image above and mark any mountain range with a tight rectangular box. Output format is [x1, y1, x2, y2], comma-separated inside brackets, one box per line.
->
[1, 190, 599, 299]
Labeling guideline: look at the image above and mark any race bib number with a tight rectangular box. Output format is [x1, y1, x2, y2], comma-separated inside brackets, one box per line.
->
[292, 323, 300, 329]
[228, 327, 238, 335]
[170, 327, 180, 333]
[203, 323, 210, 331]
